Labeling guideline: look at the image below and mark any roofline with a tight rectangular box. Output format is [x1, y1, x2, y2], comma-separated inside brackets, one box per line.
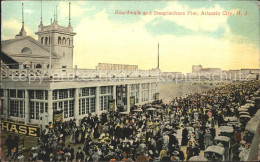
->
[1, 36, 60, 58]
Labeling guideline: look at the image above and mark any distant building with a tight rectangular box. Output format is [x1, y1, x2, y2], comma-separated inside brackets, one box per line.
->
[192, 65, 221, 74]
[192, 65, 203, 72]
[96, 63, 138, 71]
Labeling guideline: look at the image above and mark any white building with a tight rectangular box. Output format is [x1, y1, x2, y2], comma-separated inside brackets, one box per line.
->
[0, 3, 160, 125]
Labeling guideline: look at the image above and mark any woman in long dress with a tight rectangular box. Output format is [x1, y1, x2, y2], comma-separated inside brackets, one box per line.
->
[181, 128, 188, 146]
[70, 127, 77, 144]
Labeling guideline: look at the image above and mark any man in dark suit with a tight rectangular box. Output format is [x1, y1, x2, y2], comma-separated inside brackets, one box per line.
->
[67, 145, 74, 161]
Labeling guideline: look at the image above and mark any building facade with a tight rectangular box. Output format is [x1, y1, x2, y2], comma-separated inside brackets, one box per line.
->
[96, 63, 138, 71]
[0, 3, 160, 125]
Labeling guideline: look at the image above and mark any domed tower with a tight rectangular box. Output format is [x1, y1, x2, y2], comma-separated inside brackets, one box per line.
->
[35, 2, 76, 68]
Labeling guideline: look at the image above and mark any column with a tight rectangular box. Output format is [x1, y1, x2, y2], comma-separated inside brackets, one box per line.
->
[126, 84, 130, 112]
[148, 83, 152, 102]
[156, 82, 160, 98]
[24, 90, 29, 123]
[95, 86, 100, 115]
[139, 83, 142, 104]
[3, 89, 8, 120]
[74, 88, 79, 125]
[113, 85, 117, 111]
[47, 90, 53, 124]
[19, 63, 23, 69]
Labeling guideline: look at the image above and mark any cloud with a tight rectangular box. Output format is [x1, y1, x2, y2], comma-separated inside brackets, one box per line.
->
[2, 19, 36, 39]
[24, 9, 34, 13]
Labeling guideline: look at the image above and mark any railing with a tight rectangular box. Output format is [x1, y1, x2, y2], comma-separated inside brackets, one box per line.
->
[1, 68, 160, 79]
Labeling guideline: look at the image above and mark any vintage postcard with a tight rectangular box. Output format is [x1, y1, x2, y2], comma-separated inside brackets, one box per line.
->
[1, 0, 259, 161]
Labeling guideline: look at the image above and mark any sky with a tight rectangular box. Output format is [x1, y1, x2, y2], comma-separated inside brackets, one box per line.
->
[1, 0, 259, 73]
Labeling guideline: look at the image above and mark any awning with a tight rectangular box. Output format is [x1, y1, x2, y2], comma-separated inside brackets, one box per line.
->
[133, 109, 143, 112]
[204, 146, 225, 155]
[219, 126, 234, 133]
[214, 136, 230, 142]
[146, 108, 157, 111]
[224, 116, 238, 122]
[189, 156, 208, 161]
[119, 112, 129, 115]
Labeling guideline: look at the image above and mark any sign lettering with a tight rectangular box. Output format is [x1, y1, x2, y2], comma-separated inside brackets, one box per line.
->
[1, 121, 41, 137]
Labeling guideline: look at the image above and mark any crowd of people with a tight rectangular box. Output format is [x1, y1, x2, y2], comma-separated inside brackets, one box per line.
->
[5, 80, 260, 161]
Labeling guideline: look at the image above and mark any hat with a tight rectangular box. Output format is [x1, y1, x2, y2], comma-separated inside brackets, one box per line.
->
[217, 143, 224, 147]
[188, 141, 192, 145]
[173, 151, 179, 155]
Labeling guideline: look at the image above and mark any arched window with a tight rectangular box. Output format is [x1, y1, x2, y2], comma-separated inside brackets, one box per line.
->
[58, 36, 61, 44]
[41, 37, 44, 44]
[21, 47, 32, 54]
[63, 37, 66, 45]
[67, 38, 70, 46]
[45, 37, 48, 45]
[36, 64, 42, 68]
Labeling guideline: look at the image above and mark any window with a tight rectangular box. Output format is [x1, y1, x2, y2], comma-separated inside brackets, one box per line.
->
[35, 102, 39, 120]
[64, 101, 68, 118]
[53, 90, 58, 100]
[79, 99, 82, 115]
[81, 99, 85, 115]
[59, 90, 68, 99]
[21, 47, 32, 54]
[69, 89, 74, 98]
[90, 88, 96, 95]
[45, 103, 48, 113]
[40, 103, 44, 113]
[30, 102, 49, 120]
[79, 87, 96, 115]
[58, 36, 61, 44]
[36, 64, 42, 68]
[100, 96, 112, 111]
[63, 37, 66, 45]
[0, 89, 3, 97]
[45, 91, 48, 100]
[53, 102, 57, 111]
[45, 37, 48, 45]
[0, 99, 3, 115]
[91, 98, 95, 112]
[82, 88, 89, 96]
[9, 100, 24, 118]
[69, 100, 74, 117]
[17, 90, 24, 98]
[36, 90, 44, 100]
[86, 98, 90, 113]
[29, 90, 34, 99]
[67, 38, 70, 46]
[101, 87, 106, 94]
[53, 100, 74, 119]
[41, 37, 44, 44]
[99, 86, 113, 111]
[142, 90, 149, 102]
[10, 90, 16, 98]
[30, 102, 35, 119]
